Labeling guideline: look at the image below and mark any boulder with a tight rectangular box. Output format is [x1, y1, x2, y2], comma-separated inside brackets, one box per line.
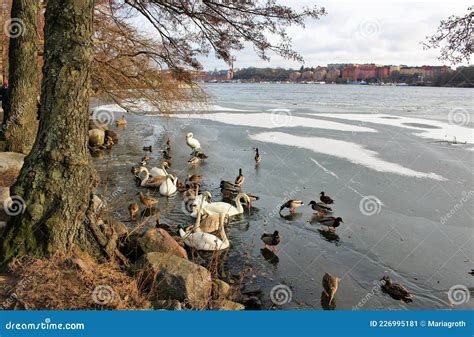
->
[152, 299, 182, 311]
[103, 215, 128, 238]
[135, 252, 212, 307]
[0, 186, 9, 206]
[213, 300, 245, 311]
[138, 228, 187, 260]
[212, 279, 231, 300]
[88, 129, 105, 147]
[0, 152, 25, 185]
[104, 129, 119, 144]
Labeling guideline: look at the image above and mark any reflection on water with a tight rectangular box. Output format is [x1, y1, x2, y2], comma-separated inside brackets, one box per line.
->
[260, 248, 280, 268]
[321, 291, 336, 311]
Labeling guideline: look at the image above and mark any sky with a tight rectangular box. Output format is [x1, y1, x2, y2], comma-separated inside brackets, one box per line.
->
[198, 0, 472, 70]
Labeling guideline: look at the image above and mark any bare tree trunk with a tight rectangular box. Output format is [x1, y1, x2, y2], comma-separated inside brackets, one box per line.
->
[0, 0, 98, 262]
[4, 0, 39, 154]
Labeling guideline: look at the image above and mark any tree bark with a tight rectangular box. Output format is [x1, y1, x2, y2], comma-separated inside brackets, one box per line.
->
[0, 0, 98, 263]
[3, 0, 39, 154]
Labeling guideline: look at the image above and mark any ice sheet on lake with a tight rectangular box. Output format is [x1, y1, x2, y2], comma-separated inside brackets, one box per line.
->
[93, 103, 252, 114]
[250, 131, 447, 181]
[312, 113, 474, 144]
[309, 157, 339, 179]
[167, 112, 377, 133]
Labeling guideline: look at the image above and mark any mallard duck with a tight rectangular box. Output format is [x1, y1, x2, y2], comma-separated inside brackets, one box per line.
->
[128, 203, 139, 220]
[322, 272, 340, 305]
[115, 115, 127, 127]
[320, 191, 334, 205]
[261, 230, 280, 252]
[380, 276, 413, 303]
[308, 200, 333, 216]
[186, 132, 201, 153]
[188, 156, 200, 168]
[165, 138, 171, 151]
[142, 155, 151, 162]
[186, 174, 202, 185]
[318, 217, 344, 232]
[255, 148, 261, 164]
[280, 200, 304, 214]
[143, 145, 152, 152]
[220, 180, 239, 191]
[195, 152, 208, 160]
[162, 150, 172, 160]
[138, 192, 158, 209]
[159, 174, 178, 196]
[234, 168, 245, 187]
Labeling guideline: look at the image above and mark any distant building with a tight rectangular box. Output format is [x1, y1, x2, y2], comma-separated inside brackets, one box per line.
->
[289, 71, 302, 81]
[313, 67, 327, 81]
[420, 65, 452, 79]
[399, 67, 422, 76]
[326, 68, 340, 81]
[301, 70, 314, 80]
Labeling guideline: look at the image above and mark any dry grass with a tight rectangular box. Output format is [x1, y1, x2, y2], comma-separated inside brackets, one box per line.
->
[1, 253, 150, 310]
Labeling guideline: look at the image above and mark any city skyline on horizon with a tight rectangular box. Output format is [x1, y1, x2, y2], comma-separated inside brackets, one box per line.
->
[198, 0, 472, 71]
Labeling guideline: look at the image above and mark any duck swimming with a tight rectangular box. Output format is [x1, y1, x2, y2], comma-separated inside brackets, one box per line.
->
[255, 148, 261, 164]
[280, 199, 304, 214]
[143, 145, 152, 152]
[308, 200, 333, 216]
[320, 191, 334, 205]
[318, 216, 344, 232]
[188, 156, 200, 168]
[380, 276, 413, 303]
[261, 231, 280, 252]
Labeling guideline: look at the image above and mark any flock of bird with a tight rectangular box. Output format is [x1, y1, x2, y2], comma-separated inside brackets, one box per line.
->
[126, 130, 413, 307]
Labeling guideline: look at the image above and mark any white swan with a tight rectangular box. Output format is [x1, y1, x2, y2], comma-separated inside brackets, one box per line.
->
[186, 132, 201, 152]
[150, 162, 170, 177]
[190, 193, 210, 218]
[179, 192, 230, 251]
[136, 167, 166, 187]
[159, 174, 177, 196]
[203, 192, 251, 217]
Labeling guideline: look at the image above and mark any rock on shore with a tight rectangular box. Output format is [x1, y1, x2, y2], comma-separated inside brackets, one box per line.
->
[135, 252, 212, 308]
[138, 228, 188, 260]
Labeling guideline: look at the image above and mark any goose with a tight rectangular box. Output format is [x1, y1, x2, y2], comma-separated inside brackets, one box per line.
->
[138, 192, 158, 210]
[136, 167, 166, 187]
[320, 191, 334, 205]
[280, 200, 304, 214]
[129, 203, 139, 220]
[308, 200, 333, 216]
[186, 132, 201, 153]
[380, 276, 413, 303]
[255, 148, 261, 164]
[318, 217, 344, 232]
[202, 192, 251, 217]
[159, 174, 178, 196]
[234, 168, 245, 188]
[322, 272, 340, 305]
[179, 192, 229, 251]
[261, 231, 280, 252]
